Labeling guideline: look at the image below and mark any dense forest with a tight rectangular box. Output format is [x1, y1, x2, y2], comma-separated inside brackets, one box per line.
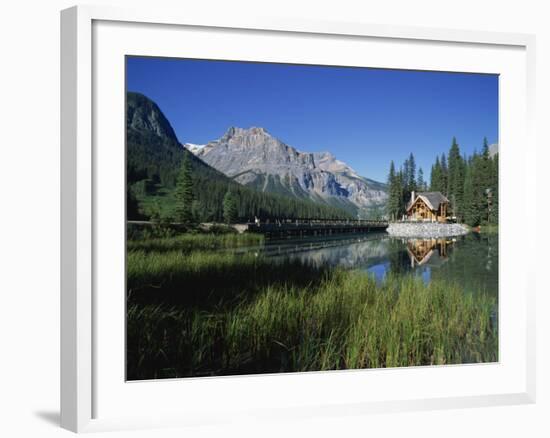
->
[386, 137, 498, 226]
[127, 92, 353, 223]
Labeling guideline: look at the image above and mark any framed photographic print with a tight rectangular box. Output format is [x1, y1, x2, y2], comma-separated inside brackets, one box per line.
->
[61, 5, 536, 433]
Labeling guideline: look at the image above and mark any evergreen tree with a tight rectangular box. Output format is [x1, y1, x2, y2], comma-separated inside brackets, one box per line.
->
[440, 153, 448, 196]
[402, 158, 410, 193]
[462, 160, 479, 226]
[386, 161, 400, 220]
[127, 186, 144, 220]
[174, 152, 194, 224]
[407, 152, 417, 193]
[489, 153, 499, 224]
[396, 170, 407, 218]
[467, 152, 487, 226]
[223, 190, 238, 224]
[447, 137, 465, 221]
[417, 167, 426, 191]
[191, 199, 207, 223]
[478, 137, 493, 224]
[411, 137, 498, 226]
[430, 156, 442, 192]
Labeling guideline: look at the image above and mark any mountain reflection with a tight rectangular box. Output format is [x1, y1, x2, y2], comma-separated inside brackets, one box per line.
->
[261, 235, 456, 275]
[234, 232, 497, 295]
[263, 234, 390, 270]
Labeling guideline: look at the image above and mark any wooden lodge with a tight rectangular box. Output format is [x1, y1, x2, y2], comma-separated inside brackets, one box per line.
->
[406, 191, 449, 223]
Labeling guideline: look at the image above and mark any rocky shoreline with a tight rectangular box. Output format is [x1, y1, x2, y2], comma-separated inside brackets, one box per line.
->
[387, 222, 469, 238]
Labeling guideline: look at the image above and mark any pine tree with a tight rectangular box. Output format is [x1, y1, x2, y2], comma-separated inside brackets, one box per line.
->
[440, 153, 448, 196]
[479, 137, 493, 224]
[386, 161, 399, 220]
[417, 167, 425, 191]
[467, 152, 486, 226]
[126, 186, 143, 220]
[396, 170, 407, 218]
[407, 152, 417, 193]
[416, 137, 498, 226]
[223, 190, 238, 224]
[462, 160, 478, 226]
[489, 153, 499, 224]
[174, 152, 194, 224]
[430, 156, 441, 192]
[447, 138, 465, 221]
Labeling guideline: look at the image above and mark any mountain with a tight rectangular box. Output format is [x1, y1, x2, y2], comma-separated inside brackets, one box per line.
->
[126, 92, 353, 222]
[184, 143, 206, 154]
[127, 92, 179, 140]
[489, 143, 498, 158]
[188, 127, 387, 217]
[127, 92, 230, 190]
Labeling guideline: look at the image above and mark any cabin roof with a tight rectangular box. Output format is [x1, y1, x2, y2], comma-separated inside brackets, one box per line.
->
[407, 191, 449, 212]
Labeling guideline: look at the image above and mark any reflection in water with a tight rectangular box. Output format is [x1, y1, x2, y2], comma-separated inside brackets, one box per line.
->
[406, 238, 453, 267]
[234, 232, 498, 296]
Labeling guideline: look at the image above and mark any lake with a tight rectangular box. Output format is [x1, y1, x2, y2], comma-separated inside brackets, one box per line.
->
[234, 231, 498, 297]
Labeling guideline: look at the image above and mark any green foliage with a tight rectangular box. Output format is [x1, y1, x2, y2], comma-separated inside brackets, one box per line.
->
[126, 240, 498, 379]
[408, 152, 417, 192]
[386, 153, 418, 220]
[387, 137, 498, 226]
[223, 190, 238, 224]
[127, 232, 263, 253]
[127, 186, 145, 220]
[426, 137, 499, 226]
[447, 137, 465, 219]
[386, 161, 399, 220]
[461, 144, 498, 226]
[417, 167, 426, 191]
[174, 152, 194, 224]
[430, 155, 443, 192]
[489, 154, 499, 224]
[440, 153, 448, 196]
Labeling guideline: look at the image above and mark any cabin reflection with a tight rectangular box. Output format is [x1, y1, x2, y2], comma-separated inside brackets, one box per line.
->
[406, 238, 455, 268]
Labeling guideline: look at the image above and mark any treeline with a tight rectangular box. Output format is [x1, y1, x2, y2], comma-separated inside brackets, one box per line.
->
[386, 152, 426, 221]
[129, 150, 353, 223]
[176, 152, 353, 223]
[386, 137, 498, 226]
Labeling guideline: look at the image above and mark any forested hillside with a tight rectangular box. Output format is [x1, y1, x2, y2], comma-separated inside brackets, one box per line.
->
[385, 137, 498, 226]
[126, 92, 352, 222]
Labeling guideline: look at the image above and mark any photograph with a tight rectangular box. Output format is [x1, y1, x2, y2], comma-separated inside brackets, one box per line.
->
[125, 56, 499, 381]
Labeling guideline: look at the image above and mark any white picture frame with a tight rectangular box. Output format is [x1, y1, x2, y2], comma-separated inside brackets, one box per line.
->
[60, 4, 537, 433]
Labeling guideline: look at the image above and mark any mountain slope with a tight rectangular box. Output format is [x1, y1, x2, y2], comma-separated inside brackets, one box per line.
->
[127, 92, 229, 189]
[189, 127, 387, 217]
[126, 92, 353, 221]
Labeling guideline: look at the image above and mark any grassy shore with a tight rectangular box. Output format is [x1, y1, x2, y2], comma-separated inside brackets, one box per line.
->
[126, 234, 498, 380]
[127, 230, 263, 253]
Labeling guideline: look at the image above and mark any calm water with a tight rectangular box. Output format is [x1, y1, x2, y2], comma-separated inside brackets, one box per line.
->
[234, 232, 498, 297]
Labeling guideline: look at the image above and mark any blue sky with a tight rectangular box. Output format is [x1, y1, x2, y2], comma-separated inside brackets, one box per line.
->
[126, 56, 498, 183]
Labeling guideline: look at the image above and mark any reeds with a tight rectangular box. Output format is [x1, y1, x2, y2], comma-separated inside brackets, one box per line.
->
[126, 235, 497, 380]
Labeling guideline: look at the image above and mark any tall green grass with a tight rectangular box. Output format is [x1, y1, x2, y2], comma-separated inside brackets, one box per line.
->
[127, 244, 498, 379]
[127, 232, 263, 253]
[127, 249, 329, 308]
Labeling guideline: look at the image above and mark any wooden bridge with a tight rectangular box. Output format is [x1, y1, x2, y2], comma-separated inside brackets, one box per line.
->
[245, 219, 389, 239]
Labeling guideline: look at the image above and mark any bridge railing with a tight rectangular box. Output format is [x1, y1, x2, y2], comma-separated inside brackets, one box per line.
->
[247, 219, 389, 228]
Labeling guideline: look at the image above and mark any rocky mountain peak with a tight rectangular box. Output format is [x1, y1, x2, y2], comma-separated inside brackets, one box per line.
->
[126, 92, 179, 142]
[222, 126, 271, 142]
[187, 126, 387, 216]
